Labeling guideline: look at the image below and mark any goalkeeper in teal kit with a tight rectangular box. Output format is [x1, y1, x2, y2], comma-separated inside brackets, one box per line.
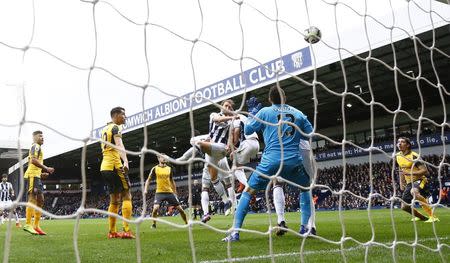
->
[223, 86, 314, 242]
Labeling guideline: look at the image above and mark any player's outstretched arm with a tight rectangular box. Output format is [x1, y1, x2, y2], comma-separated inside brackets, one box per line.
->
[212, 113, 236, 123]
[244, 110, 263, 135]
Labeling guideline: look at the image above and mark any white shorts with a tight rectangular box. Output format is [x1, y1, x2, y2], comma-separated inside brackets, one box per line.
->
[207, 143, 227, 160]
[0, 200, 13, 210]
[202, 157, 231, 188]
[235, 138, 259, 165]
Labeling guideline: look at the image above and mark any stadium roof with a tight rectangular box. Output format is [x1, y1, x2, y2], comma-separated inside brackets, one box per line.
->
[0, 140, 28, 174]
[32, 25, 450, 181]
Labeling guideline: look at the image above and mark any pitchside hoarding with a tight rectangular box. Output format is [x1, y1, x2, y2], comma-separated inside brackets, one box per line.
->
[315, 132, 450, 161]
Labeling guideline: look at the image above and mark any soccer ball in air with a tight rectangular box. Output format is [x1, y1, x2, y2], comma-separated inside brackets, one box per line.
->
[304, 26, 321, 44]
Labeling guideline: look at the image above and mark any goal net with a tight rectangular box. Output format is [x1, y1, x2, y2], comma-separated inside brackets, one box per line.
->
[0, 0, 449, 262]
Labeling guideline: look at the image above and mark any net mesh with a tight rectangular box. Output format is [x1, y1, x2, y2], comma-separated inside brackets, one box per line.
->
[0, 0, 449, 262]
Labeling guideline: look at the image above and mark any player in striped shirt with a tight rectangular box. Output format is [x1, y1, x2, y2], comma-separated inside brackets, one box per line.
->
[0, 174, 21, 228]
[190, 100, 237, 222]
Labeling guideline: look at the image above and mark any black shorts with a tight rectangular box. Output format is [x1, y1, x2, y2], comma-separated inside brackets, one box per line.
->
[26, 177, 43, 195]
[154, 193, 180, 206]
[402, 178, 429, 203]
[101, 169, 130, 194]
[192, 196, 201, 206]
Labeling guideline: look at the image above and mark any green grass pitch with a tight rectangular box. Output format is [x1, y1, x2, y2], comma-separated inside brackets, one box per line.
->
[0, 209, 448, 262]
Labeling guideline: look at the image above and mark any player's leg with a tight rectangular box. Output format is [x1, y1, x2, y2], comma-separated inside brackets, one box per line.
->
[176, 205, 188, 224]
[222, 185, 258, 242]
[33, 191, 46, 235]
[120, 190, 134, 238]
[14, 207, 21, 227]
[272, 181, 287, 236]
[151, 202, 160, 228]
[299, 190, 313, 235]
[297, 165, 314, 235]
[1, 208, 8, 224]
[33, 178, 46, 235]
[24, 193, 38, 234]
[171, 194, 188, 224]
[301, 149, 317, 232]
[223, 162, 272, 242]
[0, 208, 4, 224]
[23, 177, 38, 235]
[118, 168, 133, 238]
[108, 193, 121, 237]
[201, 167, 212, 223]
[101, 170, 122, 238]
[196, 141, 214, 156]
[411, 180, 439, 222]
[176, 146, 202, 162]
[401, 183, 428, 221]
[282, 162, 314, 235]
[208, 154, 230, 205]
[218, 157, 235, 215]
[226, 183, 236, 215]
[233, 169, 248, 187]
[233, 139, 259, 187]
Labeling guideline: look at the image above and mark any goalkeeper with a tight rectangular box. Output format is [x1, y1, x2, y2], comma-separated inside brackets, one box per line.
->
[223, 86, 314, 242]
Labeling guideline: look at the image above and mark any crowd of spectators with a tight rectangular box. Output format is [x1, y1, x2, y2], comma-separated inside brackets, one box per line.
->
[17, 154, 448, 219]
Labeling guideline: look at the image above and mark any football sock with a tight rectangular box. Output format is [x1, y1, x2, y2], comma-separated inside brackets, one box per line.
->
[212, 179, 229, 203]
[273, 186, 286, 224]
[26, 205, 34, 225]
[34, 209, 41, 228]
[300, 191, 312, 226]
[416, 195, 433, 217]
[122, 200, 132, 232]
[108, 203, 119, 233]
[234, 169, 248, 187]
[14, 210, 20, 223]
[227, 187, 236, 208]
[233, 191, 251, 232]
[201, 191, 209, 214]
[179, 208, 188, 224]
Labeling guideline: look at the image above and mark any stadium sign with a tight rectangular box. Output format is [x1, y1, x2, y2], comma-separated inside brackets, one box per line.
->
[315, 132, 450, 161]
[92, 46, 312, 138]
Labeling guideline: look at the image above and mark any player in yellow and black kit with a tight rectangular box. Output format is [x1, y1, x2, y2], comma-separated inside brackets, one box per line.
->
[100, 107, 134, 239]
[23, 130, 55, 235]
[396, 137, 439, 223]
[145, 154, 188, 228]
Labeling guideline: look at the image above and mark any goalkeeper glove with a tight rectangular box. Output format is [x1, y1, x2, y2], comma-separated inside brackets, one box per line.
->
[246, 96, 262, 116]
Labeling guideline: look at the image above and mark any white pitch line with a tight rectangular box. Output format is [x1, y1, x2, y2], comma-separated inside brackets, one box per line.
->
[200, 237, 448, 263]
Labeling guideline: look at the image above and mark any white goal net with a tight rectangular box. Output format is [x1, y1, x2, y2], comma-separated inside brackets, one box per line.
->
[0, 0, 449, 262]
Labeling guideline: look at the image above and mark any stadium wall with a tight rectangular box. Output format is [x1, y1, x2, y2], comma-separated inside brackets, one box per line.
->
[316, 144, 450, 168]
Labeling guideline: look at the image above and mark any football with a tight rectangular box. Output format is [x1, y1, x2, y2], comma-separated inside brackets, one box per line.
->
[304, 26, 322, 44]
